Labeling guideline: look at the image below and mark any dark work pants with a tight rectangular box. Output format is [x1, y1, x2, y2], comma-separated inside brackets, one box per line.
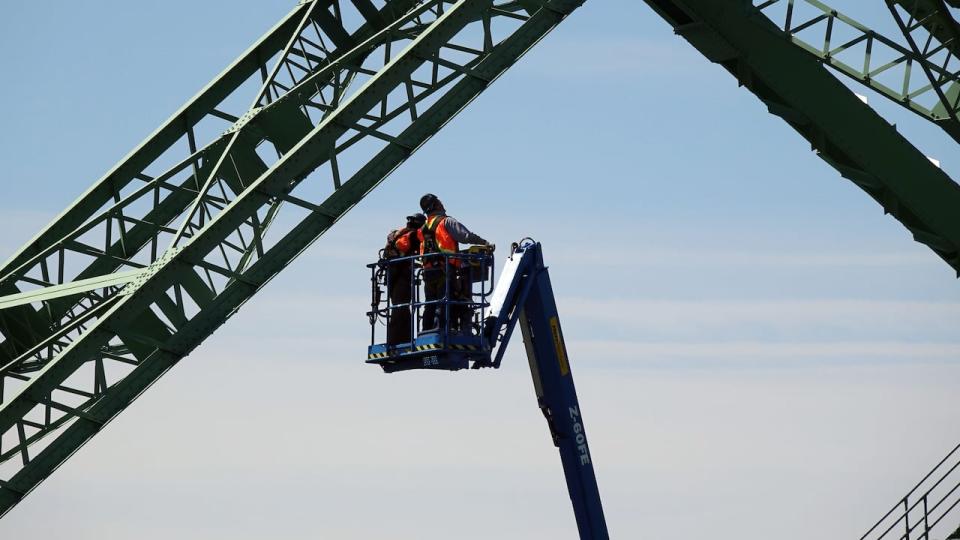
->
[422, 264, 473, 333]
[386, 262, 414, 345]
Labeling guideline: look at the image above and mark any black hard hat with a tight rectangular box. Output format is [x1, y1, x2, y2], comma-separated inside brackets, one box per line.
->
[420, 193, 440, 213]
[406, 213, 425, 228]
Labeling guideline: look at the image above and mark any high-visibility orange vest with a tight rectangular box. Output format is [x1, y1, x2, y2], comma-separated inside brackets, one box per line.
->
[418, 215, 459, 266]
[394, 228, 416, 256]
[385, 227, 418, 258]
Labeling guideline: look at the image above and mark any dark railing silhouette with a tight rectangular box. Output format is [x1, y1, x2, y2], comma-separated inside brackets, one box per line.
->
[367, 249, 494, 348]
[863, 443, 960, 540]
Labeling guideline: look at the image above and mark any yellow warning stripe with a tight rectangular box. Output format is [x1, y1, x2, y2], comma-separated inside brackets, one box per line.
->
[369, 342, 479, 359]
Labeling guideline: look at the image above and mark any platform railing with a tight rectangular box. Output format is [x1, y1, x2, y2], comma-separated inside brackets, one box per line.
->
[862, 442, 960, 540]
[367, 250, 494, 349]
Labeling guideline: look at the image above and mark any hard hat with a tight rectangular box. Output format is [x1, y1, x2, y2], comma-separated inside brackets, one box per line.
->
[406, 213, 426, 228]
[420, 193, 440, 213]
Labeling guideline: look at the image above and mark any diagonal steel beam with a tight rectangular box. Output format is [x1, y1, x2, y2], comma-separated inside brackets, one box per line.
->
[0, 271, 142, 312]
[885, 0, 960, 135]
[0, 0, 421, 374]
[753, 0, 960, 142]
[643, 0, 960, 274]
[0, 3, 312, 280]
[0, 0, 584, 518]
[891, 0, 960, 60]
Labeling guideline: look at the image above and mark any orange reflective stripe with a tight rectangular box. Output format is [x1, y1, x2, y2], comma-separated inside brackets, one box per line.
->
[434, 218, 457, 254]
[418, 214, 460, 266]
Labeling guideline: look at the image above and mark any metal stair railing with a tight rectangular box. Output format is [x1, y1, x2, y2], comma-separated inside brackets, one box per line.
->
[862, 442, 960, 540]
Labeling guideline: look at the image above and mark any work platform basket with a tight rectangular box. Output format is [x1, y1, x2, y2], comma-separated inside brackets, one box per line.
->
[366, 248, 494, 373]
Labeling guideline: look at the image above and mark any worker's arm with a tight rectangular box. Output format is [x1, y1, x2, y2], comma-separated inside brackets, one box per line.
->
[443, 216, 488, 245]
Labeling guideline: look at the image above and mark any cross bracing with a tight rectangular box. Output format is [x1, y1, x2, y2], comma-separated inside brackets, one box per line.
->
[889, 0, 960, 62]
[755, 0, 960, 142]
[0, 0, 583, 516]
[643, 0, 960, 277]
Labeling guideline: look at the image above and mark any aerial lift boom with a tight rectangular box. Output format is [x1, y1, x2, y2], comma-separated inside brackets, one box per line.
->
[367, 239, 608, 539]
[485, 240, 609, 539]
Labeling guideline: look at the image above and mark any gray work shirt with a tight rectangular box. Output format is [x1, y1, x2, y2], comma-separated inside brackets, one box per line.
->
[431, 214, 486, 245]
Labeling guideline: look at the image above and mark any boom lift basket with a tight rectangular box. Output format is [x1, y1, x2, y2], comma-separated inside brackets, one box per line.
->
[366, 249, 495, 373]
[365, 240, 610, 538]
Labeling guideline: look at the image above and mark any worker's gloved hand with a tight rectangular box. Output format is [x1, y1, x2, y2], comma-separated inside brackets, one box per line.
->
[477, 239, 494, 252]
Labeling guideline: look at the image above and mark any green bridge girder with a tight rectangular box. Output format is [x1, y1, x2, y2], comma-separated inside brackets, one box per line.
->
[0, 0, 583, 516]
[885, 0, 960, 135]
[890, 0, 960, 62]
[752, 0, 960, 142]
[643, 0, 960, 275]
[641, 1, 960, 535]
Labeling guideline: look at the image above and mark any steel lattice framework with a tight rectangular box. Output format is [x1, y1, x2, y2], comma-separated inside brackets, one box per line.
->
[0, 0, 583, 516]
[644, 0, 960, 275]
[0, 0, 959, 535]
[755, 0, 960, 141]
[643, 1, 960, 539]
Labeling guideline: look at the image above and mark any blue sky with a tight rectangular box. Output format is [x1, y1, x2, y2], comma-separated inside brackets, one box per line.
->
[1, 1, 959, 539]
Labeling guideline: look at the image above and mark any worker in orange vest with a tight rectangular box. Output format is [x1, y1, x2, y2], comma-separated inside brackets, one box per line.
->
[384, 213, 425, 345]
[417, 193, 491, 334]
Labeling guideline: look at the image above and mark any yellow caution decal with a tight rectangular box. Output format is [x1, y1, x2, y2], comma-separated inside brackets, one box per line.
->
[549, 316, 570, 376]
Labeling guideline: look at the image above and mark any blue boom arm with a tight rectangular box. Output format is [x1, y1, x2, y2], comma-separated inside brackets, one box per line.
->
[483, 240, 609, 540]
[365, 239, 608, 538]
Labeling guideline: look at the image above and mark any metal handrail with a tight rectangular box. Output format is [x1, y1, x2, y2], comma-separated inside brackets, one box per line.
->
[862, 442, 960, 540]
[367, 250, 495, 348]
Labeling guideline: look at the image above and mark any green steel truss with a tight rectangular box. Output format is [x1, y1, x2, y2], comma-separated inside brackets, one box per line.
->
[884, 0, 960, 136]
[0, 0, 582, 516]
[642, 0, 960, 275]
[642, 0, 960, 537]
[754, 0, 960, 142]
